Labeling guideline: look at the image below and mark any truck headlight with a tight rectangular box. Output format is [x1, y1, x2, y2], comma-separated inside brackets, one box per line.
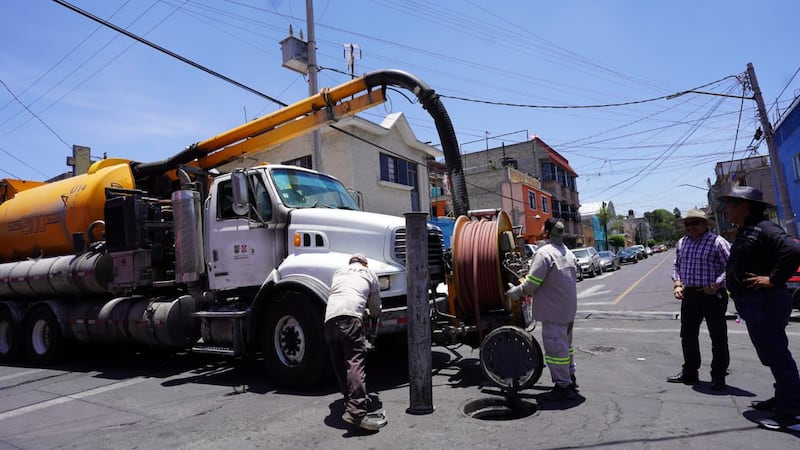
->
[379, 275, 391, 291]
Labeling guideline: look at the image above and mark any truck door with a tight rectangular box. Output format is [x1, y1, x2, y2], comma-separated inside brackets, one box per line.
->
[206, 172, 284, 291]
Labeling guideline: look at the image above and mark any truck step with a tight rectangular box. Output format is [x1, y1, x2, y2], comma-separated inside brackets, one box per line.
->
[191, 345, 237, 356]
[192, 310, 249, 319]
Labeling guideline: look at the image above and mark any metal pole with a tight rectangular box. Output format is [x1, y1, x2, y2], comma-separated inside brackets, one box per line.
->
[747, 63, 796, 237]
[602, 202, 609, 251]
[306, 0, 323, 172]
[405, 212, 434, 415]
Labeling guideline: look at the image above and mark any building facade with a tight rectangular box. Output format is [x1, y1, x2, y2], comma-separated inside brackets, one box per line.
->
[220, 112, 440, 217]
[460, 137, 581, 247]
[709, 155, 776, 238]
[579, 201, 617, 251]
[774, 95, 800, 236]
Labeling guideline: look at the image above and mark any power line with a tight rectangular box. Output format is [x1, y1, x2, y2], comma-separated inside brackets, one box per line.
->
[0, 79, 71, 150]
[53, 0, 287, 107]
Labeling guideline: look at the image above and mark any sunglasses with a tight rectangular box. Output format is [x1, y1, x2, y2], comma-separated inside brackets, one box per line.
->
[684, 220, 703, 227]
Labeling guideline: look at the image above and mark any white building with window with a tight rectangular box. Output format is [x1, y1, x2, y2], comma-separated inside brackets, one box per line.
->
[220, 112, 440, 217]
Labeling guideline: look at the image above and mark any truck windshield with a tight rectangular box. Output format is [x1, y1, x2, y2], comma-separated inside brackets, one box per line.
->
[270, 168, 361, 210]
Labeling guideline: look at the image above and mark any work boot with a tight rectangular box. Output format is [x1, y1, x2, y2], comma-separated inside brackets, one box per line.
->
[758, 414, 800, 432]
[710, 377, 726, 391]
[750, 397, 777, 412]
[342, 411, 387, 431]
[544, 384, 577, 401]
[666, 370, 698, 384]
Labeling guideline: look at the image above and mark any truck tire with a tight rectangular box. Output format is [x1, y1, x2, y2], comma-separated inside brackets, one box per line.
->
[25, 307, 66, 366]
[0, 308, 22, 363]
[262, 291, 330, 388]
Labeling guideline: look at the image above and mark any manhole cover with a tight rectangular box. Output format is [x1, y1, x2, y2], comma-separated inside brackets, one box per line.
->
[583, 345, 624, 353]
[461, 397, 538, 421]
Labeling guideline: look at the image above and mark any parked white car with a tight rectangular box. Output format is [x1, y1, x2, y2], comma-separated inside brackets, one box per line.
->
[572, 247, 602, 277]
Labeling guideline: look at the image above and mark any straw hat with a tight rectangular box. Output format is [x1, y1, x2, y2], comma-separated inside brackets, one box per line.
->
[682, 208, 710, 223]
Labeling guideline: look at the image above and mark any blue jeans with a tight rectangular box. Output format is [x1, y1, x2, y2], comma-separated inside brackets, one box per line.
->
[734, 288, 800, 416]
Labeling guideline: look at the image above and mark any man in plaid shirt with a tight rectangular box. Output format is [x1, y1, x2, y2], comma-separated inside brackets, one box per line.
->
[668, 209, 731, 390]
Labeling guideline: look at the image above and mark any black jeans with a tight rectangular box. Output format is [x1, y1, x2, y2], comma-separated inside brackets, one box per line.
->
[324, 315, 368, 419]
[680, 288, 730, 380]
[734, 288, 800, 416]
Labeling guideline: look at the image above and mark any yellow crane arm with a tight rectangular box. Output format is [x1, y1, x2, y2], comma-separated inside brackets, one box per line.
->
[192, 85, 385, 170]
[132, 69, 470, 216]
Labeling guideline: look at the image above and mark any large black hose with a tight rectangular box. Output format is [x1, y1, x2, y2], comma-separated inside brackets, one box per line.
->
[364, 70, 469, 217]
[132, 69, 470, 216]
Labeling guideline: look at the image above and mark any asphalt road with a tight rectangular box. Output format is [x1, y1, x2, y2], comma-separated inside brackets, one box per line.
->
[1, 249, 799, 449]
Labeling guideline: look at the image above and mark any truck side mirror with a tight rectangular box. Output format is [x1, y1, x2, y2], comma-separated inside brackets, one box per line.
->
[231, 170, 249, 216]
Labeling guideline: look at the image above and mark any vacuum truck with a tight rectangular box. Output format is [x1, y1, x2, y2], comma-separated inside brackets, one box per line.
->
[0, 70, 469, 386]
[0, 69, 543, 392]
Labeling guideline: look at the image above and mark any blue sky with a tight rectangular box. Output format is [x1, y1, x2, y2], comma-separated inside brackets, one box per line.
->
[2, 0, 799, 216]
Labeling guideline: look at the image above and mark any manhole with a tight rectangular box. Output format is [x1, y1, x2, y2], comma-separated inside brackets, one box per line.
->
[582, 345, 624, 354]
[461, 397, 538, 421]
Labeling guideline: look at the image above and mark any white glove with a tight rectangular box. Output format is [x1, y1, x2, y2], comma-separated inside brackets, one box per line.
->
[505, 283, 524, 302]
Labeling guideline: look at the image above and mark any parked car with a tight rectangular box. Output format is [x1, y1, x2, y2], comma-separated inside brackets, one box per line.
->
[572, 247, 602, 277]
[618, 247, 639, 264]
[645, 246, 653, 257]
[788, 272, 800, 311]
[630, 244, 648, 259]
[598, 250, 620, 271]
[652, 244, 667, 253]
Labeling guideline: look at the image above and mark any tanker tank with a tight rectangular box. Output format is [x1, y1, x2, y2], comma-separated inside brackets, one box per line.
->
[0, 159, 134, 263]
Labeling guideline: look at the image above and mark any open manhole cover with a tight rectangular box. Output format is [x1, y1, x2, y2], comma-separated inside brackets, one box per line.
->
[461, 397, 538, 421]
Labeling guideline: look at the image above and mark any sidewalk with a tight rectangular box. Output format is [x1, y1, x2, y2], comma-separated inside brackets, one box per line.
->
[300, 315, 800, 449]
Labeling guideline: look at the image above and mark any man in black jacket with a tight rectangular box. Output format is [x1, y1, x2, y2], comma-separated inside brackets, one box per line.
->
[720, 186, 800, 432]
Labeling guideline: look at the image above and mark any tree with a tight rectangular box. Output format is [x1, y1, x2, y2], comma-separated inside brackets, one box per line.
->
[673, 207, 681, 219]
[598, 202, 611, 251]
[647, 208, 682, 243]
[609, 234, 626, 252]
[611, 215, 625, 232]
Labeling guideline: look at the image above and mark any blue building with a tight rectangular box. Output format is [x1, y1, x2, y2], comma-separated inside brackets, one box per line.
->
[774, 96, 800, 236]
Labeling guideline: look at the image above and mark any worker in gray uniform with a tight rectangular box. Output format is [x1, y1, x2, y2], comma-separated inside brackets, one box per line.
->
[325, 253, 387, 431]
[505, 218, 579, 400]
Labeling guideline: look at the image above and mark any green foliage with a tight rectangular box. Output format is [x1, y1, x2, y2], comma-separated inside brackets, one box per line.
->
[645, 208, 683, 243]
[609, 234, 626, 252]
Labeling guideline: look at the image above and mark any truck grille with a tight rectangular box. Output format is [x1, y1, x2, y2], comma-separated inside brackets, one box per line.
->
[393, 227, 445, 285]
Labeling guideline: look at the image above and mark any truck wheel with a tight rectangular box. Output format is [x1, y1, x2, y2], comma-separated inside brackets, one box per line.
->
[25, 307, 66, 366]
[262, 291, 329, 388]
[479, 325, 543, 391]
[0, 308, 22, 363]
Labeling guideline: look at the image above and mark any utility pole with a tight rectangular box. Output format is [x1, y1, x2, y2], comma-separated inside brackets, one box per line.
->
[306, 0, 323, 172]
[601, 201, 609, 252]
[747, 62, 796, 237]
